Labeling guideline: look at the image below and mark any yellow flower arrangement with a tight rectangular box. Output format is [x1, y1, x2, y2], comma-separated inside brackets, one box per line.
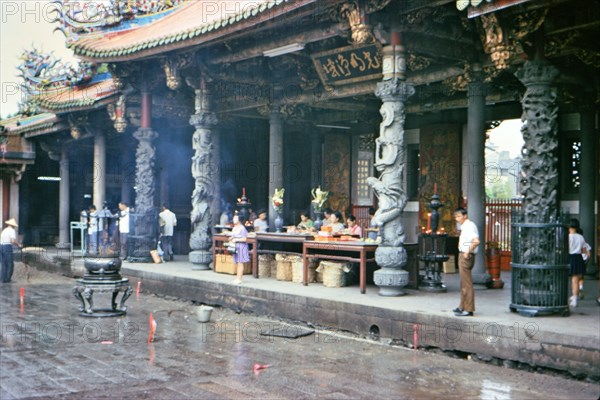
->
[311, 186, 329, 212]
[272, 188, 285, 213]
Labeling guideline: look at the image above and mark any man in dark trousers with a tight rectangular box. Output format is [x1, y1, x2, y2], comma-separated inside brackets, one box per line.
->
[1, 218, 22, 283]
[453, 208, 480, 317]
[159, 204, 177, 261]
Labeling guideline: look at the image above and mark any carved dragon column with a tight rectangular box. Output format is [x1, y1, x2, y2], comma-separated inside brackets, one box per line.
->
[367, 33, 414, 295]
[515, 61, 559, 220]
[187, 77, 218, 270]
[130, 88, 159, 261]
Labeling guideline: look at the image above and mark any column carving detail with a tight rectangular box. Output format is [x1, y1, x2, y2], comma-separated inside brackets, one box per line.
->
[367, 78, 415, 296]
[188, 77, 218, 270]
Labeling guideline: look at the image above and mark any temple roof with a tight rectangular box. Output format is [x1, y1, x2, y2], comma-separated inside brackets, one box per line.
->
[69, 0, 314, 61]
[33, 76, 118, 113]
[0, 113, 59, 134]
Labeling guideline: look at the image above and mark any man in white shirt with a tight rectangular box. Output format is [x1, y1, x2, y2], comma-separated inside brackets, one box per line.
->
[159, 204, 177, 261]
[118, 202, 130, 260]
[453, 208, 480, 317]
[1, 218, 22, 283]
[86, 205, 102, 255]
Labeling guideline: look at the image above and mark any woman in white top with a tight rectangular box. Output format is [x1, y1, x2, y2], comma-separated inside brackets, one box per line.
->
[568, 223, 590, 308]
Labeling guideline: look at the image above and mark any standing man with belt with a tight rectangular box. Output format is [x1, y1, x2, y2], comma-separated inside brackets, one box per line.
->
[117, 201, 130, 260]
[453, 208, 480, 317]
[1, 218, 22, 283]
[159, 204, 177, 261]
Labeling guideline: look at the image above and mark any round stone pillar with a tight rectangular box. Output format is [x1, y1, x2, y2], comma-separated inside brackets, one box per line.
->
[130, 127, 159, 261]
[515, 61, 559, 220]
[188, 77, 218, 270]
[367, 75, 414, 296]
[57, 144, 70, 249]
[466, 65, 491, 288]
[268, 107, 284, 228]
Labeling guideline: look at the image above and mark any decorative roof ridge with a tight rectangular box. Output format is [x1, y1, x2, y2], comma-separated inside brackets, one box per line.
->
[70, 0, 301, 60]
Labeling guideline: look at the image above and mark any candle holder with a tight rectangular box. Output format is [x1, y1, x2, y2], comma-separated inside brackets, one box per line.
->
[236, 189, 251, 223]
[418, 189, 448, 292]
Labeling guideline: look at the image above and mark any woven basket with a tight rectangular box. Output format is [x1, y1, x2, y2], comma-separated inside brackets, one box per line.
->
[318, 261, 351, 288]
[275, 254, 294, 281]
[214, 254, 251, 275]
[291, 259, 317, 283]
[258, 255, 274, 278]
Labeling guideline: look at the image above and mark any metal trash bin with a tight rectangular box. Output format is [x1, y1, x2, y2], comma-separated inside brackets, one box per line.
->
[510, 212, 569, 317]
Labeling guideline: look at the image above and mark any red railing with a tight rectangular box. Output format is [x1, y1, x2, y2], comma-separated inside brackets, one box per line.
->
[485, 198, 522, 252]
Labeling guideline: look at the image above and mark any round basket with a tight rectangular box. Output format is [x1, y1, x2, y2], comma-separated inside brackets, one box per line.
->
[291, 259, 317, 283]
[318, 261, 350, 288]
[258, 255, 274, 278]
[275, 254, 294, 281]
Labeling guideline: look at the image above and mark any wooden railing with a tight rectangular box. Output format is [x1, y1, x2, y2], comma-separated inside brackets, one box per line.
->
[352, 205, 372, 238]
[485, 198, 522, 252]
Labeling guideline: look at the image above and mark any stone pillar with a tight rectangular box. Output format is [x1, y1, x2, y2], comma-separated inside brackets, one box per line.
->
[310, 132, 323, 190]
[93, 130, 106, 209]
[130, 89, 159, 261]
[9, 177, 19, 226]
[188, 77, 218, 270]
[211, 128, 221, 227]
[268, 107, 284, 228]
[120, 139, 132, 205]
[56, 144, 70, 249]
[580, 109, 597, 269]
[466, 65, 491, 288]
[366, 36, 414, 295]
[515, 61, 559, 219]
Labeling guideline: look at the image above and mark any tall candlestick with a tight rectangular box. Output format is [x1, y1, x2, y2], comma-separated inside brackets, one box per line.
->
[242, 187, 246, 196]
[427, 213, 431, 231]
[433, 183, 437, 193]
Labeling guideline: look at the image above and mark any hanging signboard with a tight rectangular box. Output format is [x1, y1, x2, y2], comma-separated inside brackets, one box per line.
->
[312, 43, 382, 87]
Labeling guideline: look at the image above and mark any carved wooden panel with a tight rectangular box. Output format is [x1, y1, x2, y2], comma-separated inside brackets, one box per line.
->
[419, 124, 461, 233]
[323, 134, 351, 217]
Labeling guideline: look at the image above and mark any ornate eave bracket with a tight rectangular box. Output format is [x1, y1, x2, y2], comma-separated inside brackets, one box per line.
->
[107, 94, 128, 133]
[478, 10, 546, 70]
[331, 1, 390, 44]
[68, 114, 88, 139]
[161, 54, 194, 90]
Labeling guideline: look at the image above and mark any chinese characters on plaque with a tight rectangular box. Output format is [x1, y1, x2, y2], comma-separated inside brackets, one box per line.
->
[312, 44, 382, 87]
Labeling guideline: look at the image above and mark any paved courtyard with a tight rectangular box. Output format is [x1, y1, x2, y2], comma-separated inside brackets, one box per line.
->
[1, 265, 598, 399]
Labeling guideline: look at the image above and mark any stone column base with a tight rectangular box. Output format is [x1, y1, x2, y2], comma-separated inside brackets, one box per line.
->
[374, 268, 409, 296]
[374, 246, 409, 296]
[189, 250, 212, 270]
[473, 272, 492, 290]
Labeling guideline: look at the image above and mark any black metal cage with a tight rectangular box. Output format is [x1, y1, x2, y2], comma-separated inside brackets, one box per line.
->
[510, 212, 569, 317]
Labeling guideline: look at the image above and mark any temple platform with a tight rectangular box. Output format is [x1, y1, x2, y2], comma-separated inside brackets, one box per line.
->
[22, 248, 600, 380]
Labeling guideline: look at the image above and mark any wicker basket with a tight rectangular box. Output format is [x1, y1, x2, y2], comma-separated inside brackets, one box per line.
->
[215, 254, 251, 275]
[258, 255, 274, 278]
[275, 254, 294, 281]
[317, 261, 351, 288]
[291, 259, 317, 283]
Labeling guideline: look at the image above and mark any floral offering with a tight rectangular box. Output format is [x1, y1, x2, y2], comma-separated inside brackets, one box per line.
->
[272, 188, 285, 213]
[311, 186, 329, 212]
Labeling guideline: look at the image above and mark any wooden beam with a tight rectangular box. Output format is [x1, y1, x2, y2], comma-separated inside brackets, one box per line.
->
[208, 23, 347, 65]
[404, 32, 476, 61]
[407, 67, 463, 86]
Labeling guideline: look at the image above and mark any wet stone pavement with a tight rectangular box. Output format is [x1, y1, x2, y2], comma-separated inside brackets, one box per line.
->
[1, 265, 598, 399]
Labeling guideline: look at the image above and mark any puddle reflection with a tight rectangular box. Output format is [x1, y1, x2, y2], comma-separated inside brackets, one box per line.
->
[480, 379, 511, 400]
